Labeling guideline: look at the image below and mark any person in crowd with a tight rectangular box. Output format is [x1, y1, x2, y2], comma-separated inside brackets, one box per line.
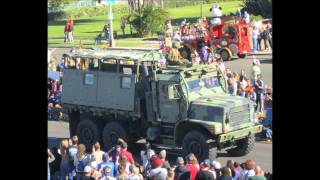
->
[98, 152, 117, 178]
[239, 160, 255, 180]
[167, 42, 190, 65]
[261, 26, 271, 51]
[180, 19, 187, 30]
[119, 141, 134, 165]
[255, 75, 264, 113]
[64, 22, 70, 43]
[68, 24, 74, 43]
[108, 144, 121, 166]
[199, 41, 210, 64]
[68, 136, 79, 180]
[159, 150, 171, 169]
[89, 161, 101, 180]
[58, 139, 70, 180]
[174, 157, 190, 180]
[266, 24, 272, 49]
[217, 167, 232, 180]
[166, 20, 173, 37]
[243, 11, 250, 24]
[149, 156, 168, 180]
[172, 31, 182, 43]
[166, 166, 175, 180]
[252, 26, 259, 53]
[211, 160, 221, 178]
[48, 149, 56, 180]
[226, 160, 240, 180]
[140, 142, 155, 171]
[185, 153, 199, 180]
[128, 164, 144, 180]
[257, 27, 263, 51]
[248, 166, 267, 180]
[227, 74, 236, 95]
[236, 8, 242, 18]
[120, 18, 126, 36]
[100, 165, 116, 180]
[81, 165, 95, 180]
[103, 22, 111, 41]
[251, 59, 261, 84]
[195, 159, 215, 180]
[92, 142, 105, 164]
[74, 144, 93, 180]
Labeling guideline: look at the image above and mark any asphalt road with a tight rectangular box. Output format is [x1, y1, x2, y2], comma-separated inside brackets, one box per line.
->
[48, 120, 272, 173]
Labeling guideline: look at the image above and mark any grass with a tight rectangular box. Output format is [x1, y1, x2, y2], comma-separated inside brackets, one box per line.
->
[48, 1, 244, 46]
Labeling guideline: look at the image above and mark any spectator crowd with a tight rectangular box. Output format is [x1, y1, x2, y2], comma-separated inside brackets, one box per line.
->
[48, 136, 272, 180]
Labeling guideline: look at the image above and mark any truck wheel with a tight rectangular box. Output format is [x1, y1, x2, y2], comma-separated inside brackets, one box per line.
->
[76, 120, 100, 148]
[220, 49, 231, 61]
[182, 131, 215, 161]
[238, 53, 246, 58]
[227, 134, 255, 156]
[102, 122, 129, 151]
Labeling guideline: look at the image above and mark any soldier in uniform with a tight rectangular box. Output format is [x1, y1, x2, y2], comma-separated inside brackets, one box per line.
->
[167, 42, 190, 65]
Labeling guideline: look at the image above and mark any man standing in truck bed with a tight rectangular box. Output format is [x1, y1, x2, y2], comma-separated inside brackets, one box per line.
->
[167, 42, 190, 65]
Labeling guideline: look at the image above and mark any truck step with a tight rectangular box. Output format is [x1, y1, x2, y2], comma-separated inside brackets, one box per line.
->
[159, 135, 174, 139]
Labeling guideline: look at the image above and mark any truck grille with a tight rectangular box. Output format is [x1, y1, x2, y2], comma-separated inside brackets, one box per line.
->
[228, 105, 250, 128]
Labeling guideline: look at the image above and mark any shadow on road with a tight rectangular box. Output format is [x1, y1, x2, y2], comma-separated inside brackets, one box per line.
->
[260, 59, 272, 64]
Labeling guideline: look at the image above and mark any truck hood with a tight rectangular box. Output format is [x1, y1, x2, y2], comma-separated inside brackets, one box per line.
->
[191, 94, 253, 109]
[188, 94, 254, 132]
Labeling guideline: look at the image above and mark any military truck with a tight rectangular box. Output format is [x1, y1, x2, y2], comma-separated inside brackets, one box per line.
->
[61, 47, 262, 161]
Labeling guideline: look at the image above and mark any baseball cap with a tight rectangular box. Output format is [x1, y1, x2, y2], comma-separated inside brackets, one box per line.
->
[159, 150, 166, 159]
[121, 142, 128, 148]
[84, 165, 92, 173]
[176, 157, 184, 164]
[211, 160, 221, 170]
[200, 159, 211, 168]
[253, 59, 260, 65]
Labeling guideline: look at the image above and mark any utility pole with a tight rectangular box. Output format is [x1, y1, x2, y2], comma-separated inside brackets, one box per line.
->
[107, 0, 115, 47]
[200, 0, 204, 18]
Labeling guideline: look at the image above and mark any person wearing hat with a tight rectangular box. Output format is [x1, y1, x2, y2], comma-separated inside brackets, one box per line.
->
[195, 159, 214, 180]
[82, 165, 95, 180]
[119, 141, 134, 164]
[97, 153, 117, 178]
[167, 42, 190, 65]
[209, 160, 221, 179]
[159, 149, 171, 169]
[149, 156, 168, 180]
[174, 157, 190, 180]
[185, 153, 199, 180]
[140, 142, 155, 171]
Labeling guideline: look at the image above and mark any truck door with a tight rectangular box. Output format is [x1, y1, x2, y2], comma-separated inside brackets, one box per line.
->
[158, 81, 182, 123]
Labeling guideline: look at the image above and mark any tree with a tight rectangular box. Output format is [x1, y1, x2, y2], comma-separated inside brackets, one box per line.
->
[242, 0, 272, 18]
[48, 0, 75, 11]
[127, 6, 169, 36]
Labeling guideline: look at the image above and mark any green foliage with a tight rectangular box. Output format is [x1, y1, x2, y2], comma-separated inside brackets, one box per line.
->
[242, 0, 272, 18]
[127, 6, 169, 37]
[48, 5, 129, 21]
[48, 0, 74, 11]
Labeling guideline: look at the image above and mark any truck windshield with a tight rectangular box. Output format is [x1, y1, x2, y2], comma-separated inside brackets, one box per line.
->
[187, 76, 221, 93]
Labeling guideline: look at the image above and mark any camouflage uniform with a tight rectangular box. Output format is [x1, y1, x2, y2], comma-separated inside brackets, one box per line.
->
[167, 42, 190, 65]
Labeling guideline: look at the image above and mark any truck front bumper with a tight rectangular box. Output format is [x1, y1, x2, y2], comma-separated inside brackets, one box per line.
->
[218, 125, 263, 143]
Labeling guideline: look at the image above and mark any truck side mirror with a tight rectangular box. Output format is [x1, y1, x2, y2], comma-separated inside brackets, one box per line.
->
[168, 85, 180, 100]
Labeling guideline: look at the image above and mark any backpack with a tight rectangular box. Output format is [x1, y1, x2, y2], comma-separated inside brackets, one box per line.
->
[76, 154, 91, 172]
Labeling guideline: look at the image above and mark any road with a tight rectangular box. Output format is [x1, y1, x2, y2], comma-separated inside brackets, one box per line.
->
[48, 120, 272, 173]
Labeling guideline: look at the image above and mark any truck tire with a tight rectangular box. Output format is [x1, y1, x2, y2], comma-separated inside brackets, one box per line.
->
[182, 131, 216, 161]
[227, 134, 255, 156]
[220, 49, 231, 61]
[76, 120, 100, 148]
[102, 122, 129, 151]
